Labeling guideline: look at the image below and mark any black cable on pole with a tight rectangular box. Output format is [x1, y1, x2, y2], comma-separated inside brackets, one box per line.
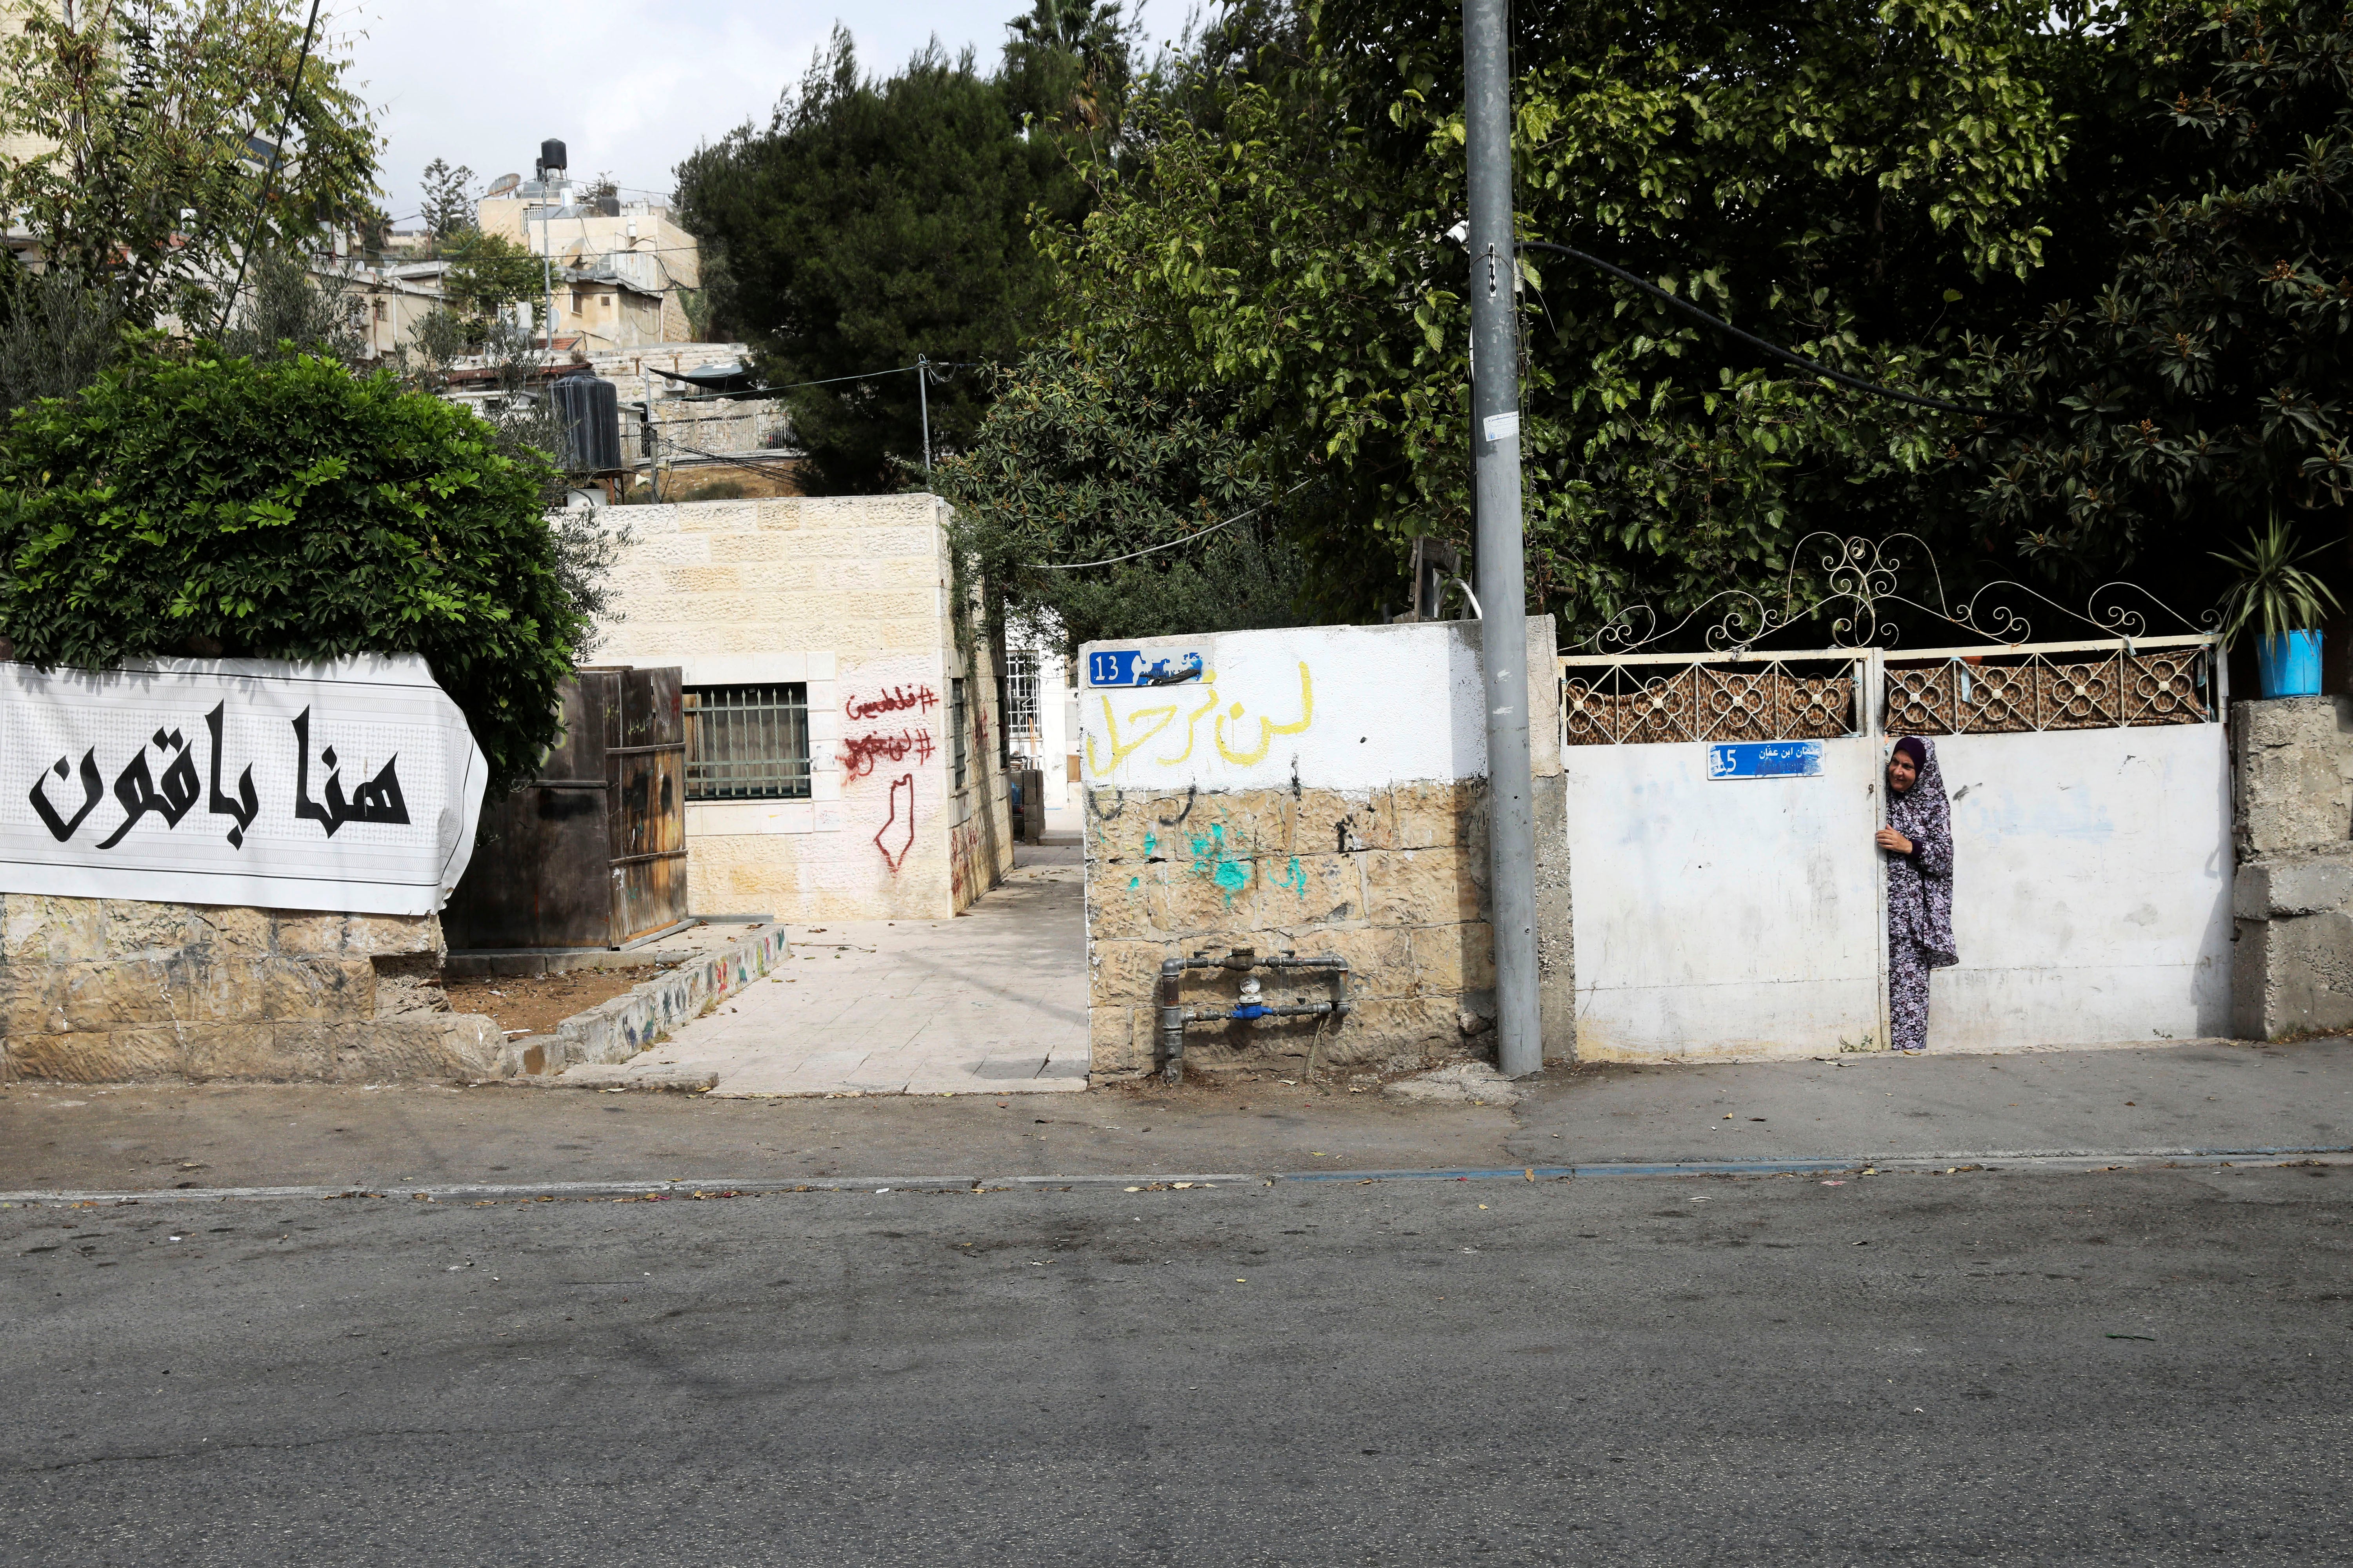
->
[1514, 239, 2010, 420]
[216, 0, 323, 341]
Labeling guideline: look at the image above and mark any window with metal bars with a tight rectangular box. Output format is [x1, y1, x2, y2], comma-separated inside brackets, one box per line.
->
[1005, 650, 1040, 752]
[682, 684, 810, 800]
[950, 678, 967, 791]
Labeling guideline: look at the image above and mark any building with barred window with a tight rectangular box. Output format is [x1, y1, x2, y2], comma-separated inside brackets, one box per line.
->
[582, 493, 1013, 921]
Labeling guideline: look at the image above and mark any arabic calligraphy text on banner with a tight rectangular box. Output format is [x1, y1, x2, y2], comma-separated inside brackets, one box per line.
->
[0, 655, 488, 916]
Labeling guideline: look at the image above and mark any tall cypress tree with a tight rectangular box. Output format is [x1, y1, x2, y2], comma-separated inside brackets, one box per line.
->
[676, 13, 1131, 494]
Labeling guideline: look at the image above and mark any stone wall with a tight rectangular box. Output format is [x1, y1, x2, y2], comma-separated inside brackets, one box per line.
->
[2232, 696, 2353, 1038]
[0, 896, 505, 1083]
[1086, 779, 1498, 1078]
[589, 495, 1013, 922]
[1081, 618, 1562, 1081]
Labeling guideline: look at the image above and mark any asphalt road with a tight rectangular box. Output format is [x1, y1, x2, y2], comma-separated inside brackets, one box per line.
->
[5, 1163, 2349, 1565]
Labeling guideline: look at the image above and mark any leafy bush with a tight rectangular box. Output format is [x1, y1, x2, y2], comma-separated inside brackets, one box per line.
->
[0, 351, 586, 793]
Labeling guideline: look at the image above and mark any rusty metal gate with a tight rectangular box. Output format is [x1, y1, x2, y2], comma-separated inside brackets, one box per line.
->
[443, 666, 689, 951]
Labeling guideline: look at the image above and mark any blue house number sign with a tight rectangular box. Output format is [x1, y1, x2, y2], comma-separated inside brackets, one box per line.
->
[1707, 740, 1824, 780]
[1087, 649, 1205, 687]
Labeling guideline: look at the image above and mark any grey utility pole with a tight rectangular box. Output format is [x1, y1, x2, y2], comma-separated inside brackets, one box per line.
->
[916, 354, 933, 477]
[1463, 0, 1542, 1078]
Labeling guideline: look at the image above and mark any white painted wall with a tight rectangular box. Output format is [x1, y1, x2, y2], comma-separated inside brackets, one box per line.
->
[1560, 716, 2232, 1058]
[1930, 725, 2231, 1048]
[1565, 738, 1885, 1058]
[1078, 623, 1488, 791]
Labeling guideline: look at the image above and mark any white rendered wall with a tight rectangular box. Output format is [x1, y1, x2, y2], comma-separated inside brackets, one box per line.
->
[1929, 724, 2232, 1048]
[1560, 715, 2232, 1059]
[1079, 623, 1488, 792]
[1565, 738, 1885, 1059]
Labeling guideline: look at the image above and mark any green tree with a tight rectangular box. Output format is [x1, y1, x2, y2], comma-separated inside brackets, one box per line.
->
[0, 268, 131, 415]
[440, 230, 546, 334]
[932, 347, 1310, 648]
[1038, 0, 2092, 636]
[419, 157, 478, 249]
[674, 20, 1113, 493]
[1966, 2, 2353, 595]
[0, 0, 378, 332]
[0, 352, 587, 792]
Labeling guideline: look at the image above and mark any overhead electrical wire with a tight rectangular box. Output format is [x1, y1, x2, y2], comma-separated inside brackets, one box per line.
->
[216, 0, 324, 340]
[1030, 477, 1319, 571]
[1513, 238, 2010, 420]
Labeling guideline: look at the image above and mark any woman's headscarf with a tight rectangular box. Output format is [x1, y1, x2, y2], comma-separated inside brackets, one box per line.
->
[1886, 735, 1957, 967]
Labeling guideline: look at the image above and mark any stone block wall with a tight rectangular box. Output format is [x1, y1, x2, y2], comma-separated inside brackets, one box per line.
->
[0, 896, 504, 1083]
[2233, 696, 2353, 1038]
[1086, 780, 1497, 1077]
[1082, 616, 1564, 1081]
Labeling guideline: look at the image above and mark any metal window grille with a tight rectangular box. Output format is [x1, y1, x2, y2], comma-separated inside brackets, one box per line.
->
[950, 678, 968, 791]
[1006, 650, 1041, 752]
[682, 684, 810, 800]
[1882, 643, 2216, 734]
[1560, 656, 1866, 746]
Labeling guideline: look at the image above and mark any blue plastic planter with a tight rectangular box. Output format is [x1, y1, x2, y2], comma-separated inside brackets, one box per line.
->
[2258, 630, 2324, 698]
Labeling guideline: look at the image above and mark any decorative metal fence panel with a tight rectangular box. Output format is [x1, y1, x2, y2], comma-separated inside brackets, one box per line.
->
[1883, 643, 2215, 735]
[1561, 658, 1862, 746]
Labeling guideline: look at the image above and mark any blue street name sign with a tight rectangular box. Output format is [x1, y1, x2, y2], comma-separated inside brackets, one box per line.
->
[1707, 740, 1824, 780]
[1086, 649, 1206, 687]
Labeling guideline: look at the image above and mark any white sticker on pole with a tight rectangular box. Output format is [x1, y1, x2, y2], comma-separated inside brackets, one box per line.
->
[1482, 410, 1521, 445]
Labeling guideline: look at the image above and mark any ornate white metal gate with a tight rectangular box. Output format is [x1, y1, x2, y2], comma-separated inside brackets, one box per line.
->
[1557, 538, 2231, 1059]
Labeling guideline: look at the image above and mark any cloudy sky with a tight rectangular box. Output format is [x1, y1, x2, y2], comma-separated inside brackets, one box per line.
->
[342, 0, 1176, 225]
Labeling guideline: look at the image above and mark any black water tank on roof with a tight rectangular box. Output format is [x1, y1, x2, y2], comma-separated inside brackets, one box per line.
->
[551, 374, 621, 473]
[540, 138, 567, 174]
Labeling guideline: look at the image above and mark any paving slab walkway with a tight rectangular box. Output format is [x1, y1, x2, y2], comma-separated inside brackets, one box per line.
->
[598, 844, 1088, 1096]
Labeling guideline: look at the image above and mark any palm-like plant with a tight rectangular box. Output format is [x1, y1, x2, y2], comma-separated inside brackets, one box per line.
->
[2212, 516, 2344, 646]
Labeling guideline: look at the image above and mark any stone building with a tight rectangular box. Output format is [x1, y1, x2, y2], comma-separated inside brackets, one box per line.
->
[479, 183, 701, 345]
[586, 494, 1014, 921]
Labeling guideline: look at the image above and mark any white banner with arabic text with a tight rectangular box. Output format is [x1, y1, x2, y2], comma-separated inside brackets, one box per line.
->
[0, 656, 488, 916]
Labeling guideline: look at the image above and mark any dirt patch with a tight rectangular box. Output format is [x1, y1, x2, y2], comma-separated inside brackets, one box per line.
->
[446, 967, 672, 1039]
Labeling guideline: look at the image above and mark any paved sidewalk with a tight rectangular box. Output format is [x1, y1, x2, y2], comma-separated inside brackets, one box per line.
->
[603, 845, 1088, 1096]
[6, 1035, 2352, 1194]
[1509, 1036, 2353, 1165]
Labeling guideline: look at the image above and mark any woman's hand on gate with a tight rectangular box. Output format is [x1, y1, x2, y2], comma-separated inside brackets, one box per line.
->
[1875, 827, 1913, 856]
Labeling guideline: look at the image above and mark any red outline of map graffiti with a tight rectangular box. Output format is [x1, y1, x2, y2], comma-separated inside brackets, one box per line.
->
[875, 774, 916, 872]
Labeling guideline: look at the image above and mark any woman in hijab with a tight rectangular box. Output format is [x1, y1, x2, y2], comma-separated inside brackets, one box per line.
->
[1875, 735, 1957, 1054]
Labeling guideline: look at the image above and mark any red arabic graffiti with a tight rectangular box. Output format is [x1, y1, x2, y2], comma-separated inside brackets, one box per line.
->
[845, 685, 938, 721]
[875, 774, 916, 872]
[840, 728, 935, 779]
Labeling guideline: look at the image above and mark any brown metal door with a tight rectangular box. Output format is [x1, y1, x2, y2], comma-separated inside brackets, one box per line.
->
[608, 667, 688, 943]
[442, 671, 623, 949]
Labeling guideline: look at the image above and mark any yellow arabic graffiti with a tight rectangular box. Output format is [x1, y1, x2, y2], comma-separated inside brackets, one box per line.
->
[1215, 661, 1315, 765]
[1085, 699, 1179, 775]
[1155, 688, 1223, 766]
[1085, 661, 1317, 777]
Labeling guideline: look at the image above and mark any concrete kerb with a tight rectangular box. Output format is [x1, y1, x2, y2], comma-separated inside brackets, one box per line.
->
[519, 925, 792, 1077]
[7, 1144, 2351, 1206]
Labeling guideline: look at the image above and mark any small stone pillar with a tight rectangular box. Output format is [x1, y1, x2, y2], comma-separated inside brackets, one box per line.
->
[2231, 696, 2353, 1038]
